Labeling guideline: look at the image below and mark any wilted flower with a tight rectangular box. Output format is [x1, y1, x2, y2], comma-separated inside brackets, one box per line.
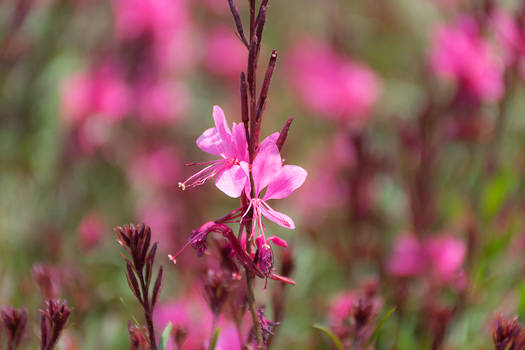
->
[40, 299, 72, 350]
[1, 307, 27, 349]
[492, 315, 525, 350]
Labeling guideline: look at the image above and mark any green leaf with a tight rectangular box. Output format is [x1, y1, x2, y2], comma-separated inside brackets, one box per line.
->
[209, 327, 221, 350]
[312, 324, 344, 350]
[158, 322, 173, 350]
[366, 307, 396, 347]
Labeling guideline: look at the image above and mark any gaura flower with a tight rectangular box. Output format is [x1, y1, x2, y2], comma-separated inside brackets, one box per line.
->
[179, 106, 249, 197]
[244, 141, 307, 241]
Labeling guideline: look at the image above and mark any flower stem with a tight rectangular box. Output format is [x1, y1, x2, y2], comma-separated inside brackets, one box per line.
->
[246, 268, 264, 349]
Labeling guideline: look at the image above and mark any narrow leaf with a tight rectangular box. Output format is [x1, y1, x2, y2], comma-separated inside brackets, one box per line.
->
[209, 327, 221, 350]
[158, 322, 173, 350]
[312, 324, 343, 350]
[365, 307, 396, 347]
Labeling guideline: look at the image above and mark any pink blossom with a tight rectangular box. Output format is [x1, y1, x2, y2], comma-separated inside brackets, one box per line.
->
[424, 235, 466, 285]
[205, 26, 247, 79]
[113, 0, 193, 72]
[179, 106, 249, 198]
[387, 235, 424, 277]
[388, 234, 466, 287]
[244, 141, 307, 241]
[288, 39, 381, 123]
[430, 16, 504, 101]
[77, 213, 104, 250]
[61, 64, 129, 124]
[136, 81, 189, 125]
[296, 134, 354, 224]
[130, 146, 181, 188]
[137, 198, 182, 249]
[155, 297, 242, 350]
[329, 292, 356, 329]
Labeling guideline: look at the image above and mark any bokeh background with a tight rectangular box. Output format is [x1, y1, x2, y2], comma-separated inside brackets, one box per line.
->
[2, 0, 525, 348]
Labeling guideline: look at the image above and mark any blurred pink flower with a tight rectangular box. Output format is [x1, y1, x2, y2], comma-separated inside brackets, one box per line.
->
[388, 234, 466, 288]
[288, 39, 381, 123]
[61, 64, 129, 124]
[490, 9, 525, 78]
[78, 213, 104, 250]
[137, 198, 181, 249]
[329, 292, 356, 329]
[179, 106, 249, 198]
[205, 26, 246, 79]
[130, 146, 181, 188]
[136, 81, 190, 125]
[424, 235, 466, 285]
[297, 134, 354, 224]
[155, 297, 242, 350]
[113, 0, 193, 72]
[430, 16, 504, 101]
[388, 235, 424, 277]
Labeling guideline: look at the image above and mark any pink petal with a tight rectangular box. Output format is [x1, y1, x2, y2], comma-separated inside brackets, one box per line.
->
[213, 105, 232, 144]
[231, 122, 249, 161]
[260, 201, 295, 229]
[196, 127, 224, 156]
[268, 236, 288, 247]
[196, 106, 233, 157]
[264, 165, 307, 200]
[251, 141, 282, 196]
[270, 273, 296, 286]
[259, 132, 279, 149]
[215, 163, 249, 198]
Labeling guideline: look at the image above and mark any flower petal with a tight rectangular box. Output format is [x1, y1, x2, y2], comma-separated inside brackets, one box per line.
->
[268, 236, 288, 247]
[215, 163, 249, 198]
[264, 165, 307, 200]
[251, 141, 282, 196]
[231, 122, 249, 162]
[196, 106, 233, 157]
[270, 273, 296, 286]
[259, 132, 279, 149]
[259, 201, 295, 229]
[196, 127, 224, 156]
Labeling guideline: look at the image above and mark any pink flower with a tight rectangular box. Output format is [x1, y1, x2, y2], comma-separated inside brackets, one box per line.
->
[179, 106, 249, 198]
[130, 146, 181, 188]
[78, 213, 104, 250]
[424, 235, 466, 285]
[288, 39, 381, 123]
[61, 64, 129, 124]
[244, 141, 307, 241]
[388, 234, 466, 288]
[136, 81, 189, 125]
[430, 16, 504, 101]
[387, 235, 424, 277]
[155, 297, 242, 350]
[329, 292, 356, 329]
[113, 0, 193, 72]
[205, 26, 247, 79]
[137, 198, 182, 249]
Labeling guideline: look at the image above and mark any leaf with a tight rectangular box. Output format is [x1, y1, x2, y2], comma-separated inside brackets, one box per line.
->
[365, 307, 396, 347]
[312, 324, 343, 350]
[209, 327, 221, 350]
[158, 322, 173, 350]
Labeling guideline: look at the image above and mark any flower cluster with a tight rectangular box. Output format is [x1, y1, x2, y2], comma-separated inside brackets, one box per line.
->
[175, 105, 306, 285]
[388, 234, 466, 289]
